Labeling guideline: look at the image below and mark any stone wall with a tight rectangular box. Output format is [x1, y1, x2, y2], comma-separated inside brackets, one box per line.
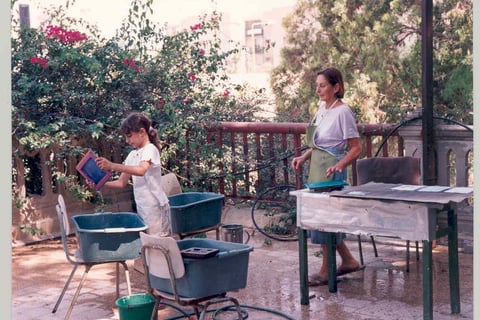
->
[398, 115, 473, 252]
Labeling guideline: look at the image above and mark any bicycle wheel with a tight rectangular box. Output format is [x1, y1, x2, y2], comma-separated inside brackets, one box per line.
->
[251, 184, 298, 241]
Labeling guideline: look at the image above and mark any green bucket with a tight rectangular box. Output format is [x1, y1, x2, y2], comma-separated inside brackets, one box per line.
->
[115, 293, 156, 320]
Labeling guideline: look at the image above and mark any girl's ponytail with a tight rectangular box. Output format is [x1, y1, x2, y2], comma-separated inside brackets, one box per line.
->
[147, 126, 162, 151]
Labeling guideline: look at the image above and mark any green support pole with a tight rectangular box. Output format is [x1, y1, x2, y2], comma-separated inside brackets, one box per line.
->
[422, 240, 433, 320]
[327, 232, 337, 293]
[447, 207, 460, 314]
[298, 227, 309, 305]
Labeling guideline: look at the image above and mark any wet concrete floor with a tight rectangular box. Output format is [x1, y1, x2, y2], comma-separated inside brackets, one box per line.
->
[11, 204, 473, 319]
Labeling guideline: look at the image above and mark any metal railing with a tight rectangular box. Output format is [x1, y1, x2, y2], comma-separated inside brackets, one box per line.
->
[204, 122, 402, 199]
[11, 121, 473, 245]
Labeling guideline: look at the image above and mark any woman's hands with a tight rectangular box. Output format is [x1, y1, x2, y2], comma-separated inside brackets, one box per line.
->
[291, 156, 304, 173]
[326, 164, 343, 177]
[291, 149, 312, 173]
[291, 148, 345, 178]
[325, 137, 362, 177]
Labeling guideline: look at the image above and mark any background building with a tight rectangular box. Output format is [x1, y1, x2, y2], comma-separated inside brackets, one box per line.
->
[15, 0, 296, 84]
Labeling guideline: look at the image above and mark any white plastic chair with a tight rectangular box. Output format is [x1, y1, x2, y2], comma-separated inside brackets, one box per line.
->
[52, 194, 132, 320]
[140, 232, 243, 320]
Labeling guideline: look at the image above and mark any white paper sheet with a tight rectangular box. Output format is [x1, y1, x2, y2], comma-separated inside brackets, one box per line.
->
[444, 187, 473, 194]
[391, 185, 424, 191]
[417, 186, 451, 192]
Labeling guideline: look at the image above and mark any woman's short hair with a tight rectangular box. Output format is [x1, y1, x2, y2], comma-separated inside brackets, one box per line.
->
[317, 67, 345, 99]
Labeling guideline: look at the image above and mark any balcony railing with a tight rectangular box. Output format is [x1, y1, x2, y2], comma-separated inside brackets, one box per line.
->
[205, 122, 403, 199]
[11, 121, 473, 246]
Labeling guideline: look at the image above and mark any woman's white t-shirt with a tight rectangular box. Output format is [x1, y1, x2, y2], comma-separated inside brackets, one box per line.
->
[313, 102, 359, 151]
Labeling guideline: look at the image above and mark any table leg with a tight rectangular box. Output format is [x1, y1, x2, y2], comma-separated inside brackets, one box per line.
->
[422, 240, 433, 320]
[447, 207, 460, 314]
[298, 228, 309, 305]
[327, 232, 337, 293]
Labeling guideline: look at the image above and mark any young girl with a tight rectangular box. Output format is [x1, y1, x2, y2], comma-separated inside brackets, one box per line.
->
[96, 112, 171, 237]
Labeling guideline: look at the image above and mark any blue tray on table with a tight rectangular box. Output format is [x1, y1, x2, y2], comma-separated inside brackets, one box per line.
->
[305, 180, 347, 192]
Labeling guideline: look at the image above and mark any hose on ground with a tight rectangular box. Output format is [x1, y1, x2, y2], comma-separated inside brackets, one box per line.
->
[162, 302, 297, 320]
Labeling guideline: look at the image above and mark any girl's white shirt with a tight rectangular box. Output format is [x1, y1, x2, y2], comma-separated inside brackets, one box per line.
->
[124, 143, 170, 236]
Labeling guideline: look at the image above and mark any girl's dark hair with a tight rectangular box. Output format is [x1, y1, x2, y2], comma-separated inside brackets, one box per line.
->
[120, 112, 161, 150]
[317, 67, 345, 99]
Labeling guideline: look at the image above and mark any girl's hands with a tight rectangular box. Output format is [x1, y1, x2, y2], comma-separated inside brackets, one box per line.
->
[85, 179, 97, 190]
[96, 157, 113, 171]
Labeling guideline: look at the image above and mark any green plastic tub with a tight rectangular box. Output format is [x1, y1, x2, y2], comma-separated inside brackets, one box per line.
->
[148, 238, 253, 298]
[72, 212, 147, 262]
[168, 192, 224, 234]
[115, 293, 156, 320]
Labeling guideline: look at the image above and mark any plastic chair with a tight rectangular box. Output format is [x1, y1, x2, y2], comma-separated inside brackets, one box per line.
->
[140, 232, 244, 320]
[355, 156, 421, 272]
[52, 194, 132, 320]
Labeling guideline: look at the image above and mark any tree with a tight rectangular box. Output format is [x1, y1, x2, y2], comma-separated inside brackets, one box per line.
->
[432, 0, 473, 124]
[11, 0, 268, 201]
[271, 0, 472, 125]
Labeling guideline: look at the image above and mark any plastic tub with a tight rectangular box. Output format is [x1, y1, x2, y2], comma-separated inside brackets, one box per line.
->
[72, 212, 148, 262]
[148, 238, 253, 298]
[168, 192, 224, 234]
[115, 293, 156, 320]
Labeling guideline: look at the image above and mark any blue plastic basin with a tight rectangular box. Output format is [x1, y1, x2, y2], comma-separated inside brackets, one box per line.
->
[72, 212, 147, 262]
[148, 238, 253, 298]
[168, 192, 224, 234]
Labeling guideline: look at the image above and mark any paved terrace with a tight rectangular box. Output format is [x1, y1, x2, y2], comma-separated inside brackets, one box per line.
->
[12, 204, 473, 320]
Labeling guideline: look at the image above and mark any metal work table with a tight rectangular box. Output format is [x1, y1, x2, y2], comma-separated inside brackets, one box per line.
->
[291, 182, 473, 320]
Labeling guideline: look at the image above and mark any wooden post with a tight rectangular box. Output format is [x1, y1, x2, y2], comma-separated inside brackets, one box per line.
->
[19, 4, 31, 29]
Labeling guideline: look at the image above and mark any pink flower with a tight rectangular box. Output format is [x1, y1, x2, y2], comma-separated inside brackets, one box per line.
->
[190, 23, 202, 31]
[123, 58, 139, 71]
[223, 89, 230, 97]
[198, 48, 205, 55]
[156, 98, 166, 109]
[188, 72, 196, 81]
[30, 57, 48, 68]
[45, 25, 87, 44]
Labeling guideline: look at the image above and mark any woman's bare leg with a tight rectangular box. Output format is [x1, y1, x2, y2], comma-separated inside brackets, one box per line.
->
[337, 241, 360, 270]
[312, 241, 360, 281]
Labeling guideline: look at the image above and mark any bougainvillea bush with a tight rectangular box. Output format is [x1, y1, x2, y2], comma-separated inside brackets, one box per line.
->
[12, 0, 267, 204]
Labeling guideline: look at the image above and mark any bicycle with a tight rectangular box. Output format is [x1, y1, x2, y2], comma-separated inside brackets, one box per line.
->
[250, 184, 298, 242]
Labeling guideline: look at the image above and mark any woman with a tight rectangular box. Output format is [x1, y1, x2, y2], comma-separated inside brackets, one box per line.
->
[291, 67, 363, 286]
